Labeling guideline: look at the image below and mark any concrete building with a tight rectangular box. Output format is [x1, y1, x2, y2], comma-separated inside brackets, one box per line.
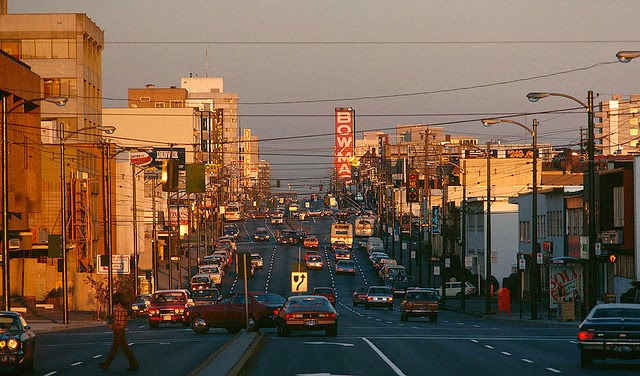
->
[596, 94, 640, 156]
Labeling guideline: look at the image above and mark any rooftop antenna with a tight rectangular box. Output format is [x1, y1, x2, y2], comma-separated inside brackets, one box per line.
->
[205, 48, 209, 77]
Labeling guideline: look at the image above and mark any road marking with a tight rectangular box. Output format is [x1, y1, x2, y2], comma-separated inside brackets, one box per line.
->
[70, 362, 82, 366]
[304, 341, 355, 347]
[484, 345, 494, 349]
[361, 337, 407, 376]
[470, 340, 479, 343]
[92, 355, 102, 359]
[457, 322, 464, 325]
[521, 359, 534, 364]
[386, 321, 393, 324]
[501, 351, 512, 356]
[473, 325, 480, 328]
[546, 368, 561, 373]
[43, 372, 58, 376]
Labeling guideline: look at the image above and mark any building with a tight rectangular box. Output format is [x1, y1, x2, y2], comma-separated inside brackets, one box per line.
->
[596, 94, 640, 156]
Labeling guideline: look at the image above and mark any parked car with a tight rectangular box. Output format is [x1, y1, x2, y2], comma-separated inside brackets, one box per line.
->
[131, 293, 151, 318]
[0, 312, 36, 371]
[148, 289, 193, 329]
[439, 281, 477, 298]
[365, 286, 394, 310]
[312, 287, 336, 307]
[224, 224, 240, 239]
[185, 292, 275, 333]
[276, 295, 338, 337]
[352, 286, 368, 307]
[336, 260, 356, 275]
[306, 255, 324, 270]
[251, 253, 264, 269]
[253, 227, 270, 242]
[578, 303, 640, 367]
[400, 289, 439, 322]
[190, 272, 220, 290]
[191, 288, 221, 305]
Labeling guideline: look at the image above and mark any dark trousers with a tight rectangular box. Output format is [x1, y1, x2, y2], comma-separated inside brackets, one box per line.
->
[104, 329, 139, 367]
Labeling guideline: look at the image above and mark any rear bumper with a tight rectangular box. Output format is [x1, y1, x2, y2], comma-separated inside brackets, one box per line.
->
[579, 342, 640, 359]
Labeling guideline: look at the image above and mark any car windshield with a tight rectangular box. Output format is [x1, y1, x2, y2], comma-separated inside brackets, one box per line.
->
[253, 293, 286, 305]
[592, 307, 640, 318]
[308, 256, 321, 262]
[191, 277, 210, 283]
[369, 287, 392, 295]
[0, 316, 19, 332]
[314, 288, 333, 294]
[407, 291, 437, 300]
[152, 293, 185, 303]
[287, 297, 330, 308]
[338, 261, 354, 266]
[192, 290, 219, 299]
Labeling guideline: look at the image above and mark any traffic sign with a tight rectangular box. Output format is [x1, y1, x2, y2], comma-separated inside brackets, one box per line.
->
[536, 252, 543, 265]
[595, 242, 602, 256]
[518, 257, 526, 270]
[291, 272, 308, 293]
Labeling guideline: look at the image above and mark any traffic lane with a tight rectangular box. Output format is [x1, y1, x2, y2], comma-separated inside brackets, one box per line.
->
[248, 335, 402, 376]
[33, 322, 231, 376]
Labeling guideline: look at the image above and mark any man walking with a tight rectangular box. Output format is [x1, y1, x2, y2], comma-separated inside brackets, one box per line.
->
[99, 292, 140, 371]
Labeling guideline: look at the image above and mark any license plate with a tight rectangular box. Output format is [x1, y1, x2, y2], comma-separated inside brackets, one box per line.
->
[162, 314, 173, 321]
[613, 345, 632, 352]
[305, 320, 317, 326]
[0, 354, 15, 363]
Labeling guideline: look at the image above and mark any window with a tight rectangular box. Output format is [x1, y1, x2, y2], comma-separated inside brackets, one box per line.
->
[0, 40, 21, 58]
[154, 102, 166, 108]
[139, 97, 150, 102]
[43, 78, 77, 97]
[35, 39, 52, 58]
[170, 100, 183, 108]
[21, 39, 36, 58]
[613, 186, 624, 227]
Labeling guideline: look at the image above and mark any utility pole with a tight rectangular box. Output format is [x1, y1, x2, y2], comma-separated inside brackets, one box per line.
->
[485, 141, 492, 315]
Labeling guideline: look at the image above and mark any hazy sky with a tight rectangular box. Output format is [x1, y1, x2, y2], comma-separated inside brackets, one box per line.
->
[10, 0, 640, 187]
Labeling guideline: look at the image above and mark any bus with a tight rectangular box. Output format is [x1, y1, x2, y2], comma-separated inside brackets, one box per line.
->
[225, 202, 243, 221]
[330, 222, 353, 248]
[354, 216, 375, 238]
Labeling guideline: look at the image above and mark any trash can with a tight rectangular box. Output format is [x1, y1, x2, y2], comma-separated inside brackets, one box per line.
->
[560, 299, 575, 321]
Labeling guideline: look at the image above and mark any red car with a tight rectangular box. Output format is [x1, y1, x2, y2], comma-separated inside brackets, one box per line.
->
[352, 286, 368, 307]
[148, 289, 193, 329]
[185, 292, 279, 333]
[312, 287, 336, 307]
[276, 295, 338, 337]
[304, 250, 320, 261]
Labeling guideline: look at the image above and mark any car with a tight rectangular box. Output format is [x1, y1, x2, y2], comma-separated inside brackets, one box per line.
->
[578, 303, 640, 367]
[270, 210, 284, 224]
[278, 230, 299, 244]
[191, 288, 221, 305]
[365, 286, 394, 310]
[251, 292, 286, 328]
[331, 240, 350, 252]
[400, 289, 439, 322]
[358, 237, 369, 250]
[312, 287, 336, 307]
[216, 237, 236, 252]
[148, 289, 194, 329]
[335, 249, 351, 261]
[224, 224, 240, 239]
[303, 235, 319, 248]
[0, 312, 36, 371]
[251, 253, 264, 268]
[185, 292, 276, 333]
[276, 295, 338, 337]
[439, 281, 477, 298]
[190, 272, 220, 290]
[306, 255, 324, 270]
[307, 208, 323, 217]
[352, 286, 368, 306]
[253, 227, 270, 241]
[336, 260, 356, 275]
[131, 293, 151, 318]
[321, 208, 333, 217]
[304, 250, 320, 261]
[391, 280, 411, 296]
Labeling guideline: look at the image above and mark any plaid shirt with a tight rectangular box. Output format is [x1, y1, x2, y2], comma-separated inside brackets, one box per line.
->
[111, 303, 129, 330]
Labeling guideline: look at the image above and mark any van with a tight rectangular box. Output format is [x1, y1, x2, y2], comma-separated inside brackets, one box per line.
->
[366, 237, 384, 255]
[438, 281, 477, 298]
[381, 265, 407, 284]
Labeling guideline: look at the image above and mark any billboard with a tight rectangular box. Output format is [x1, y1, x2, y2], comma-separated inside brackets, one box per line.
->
[335, 108, 354, 181]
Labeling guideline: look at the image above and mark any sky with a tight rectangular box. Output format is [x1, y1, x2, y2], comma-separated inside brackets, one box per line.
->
[10, 0, 640, 189]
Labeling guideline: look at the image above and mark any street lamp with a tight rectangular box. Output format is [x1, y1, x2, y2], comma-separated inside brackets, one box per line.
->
[1, 95, 67, 311]
[60, 124, 115, 323]
[482, 118, 538, 319]
[616, 50, 640, 63]
[526, 90, 597, 313]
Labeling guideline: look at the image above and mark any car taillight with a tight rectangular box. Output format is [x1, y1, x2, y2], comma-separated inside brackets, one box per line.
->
[578, 331, 594, 341]
[285, 313, 292, 319]
[367, 296, 373, 300]
[405, 303, 413, 308]
[273, 309, 279, 315]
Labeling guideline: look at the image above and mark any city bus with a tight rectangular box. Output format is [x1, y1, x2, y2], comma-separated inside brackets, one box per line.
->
[225, 202, 243, 221]
[330, 222, 353, 248]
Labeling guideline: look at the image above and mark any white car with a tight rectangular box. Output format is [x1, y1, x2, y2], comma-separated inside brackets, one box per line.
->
[439, 281, 476, 298]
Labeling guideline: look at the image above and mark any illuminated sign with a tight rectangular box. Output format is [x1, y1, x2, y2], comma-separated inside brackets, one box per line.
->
[335, 108, 354, 181]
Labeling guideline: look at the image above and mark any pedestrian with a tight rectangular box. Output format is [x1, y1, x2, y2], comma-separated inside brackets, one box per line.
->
[99, 292, 140, 371]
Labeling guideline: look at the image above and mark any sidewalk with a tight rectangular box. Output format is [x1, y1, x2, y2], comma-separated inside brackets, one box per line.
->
[442, 295, 581, 327]
[18, 307, 106, 333]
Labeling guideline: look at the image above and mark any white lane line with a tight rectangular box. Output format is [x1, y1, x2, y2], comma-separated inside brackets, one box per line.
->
[457, 322, 464, 325]
[521, 359, 534, 364]
[547, 368, 562, 373]
[128, 342, 135, 346]
[70, 362, 82, 367]
[484, 345, 494, 349]
[470, 339, 479, 343]
[501, 351, 512, 356]
[43, 372, 58, 376]
[92, 355, 102, 359]
[362, 337, 407, 376]
[473, 325, 480, 328]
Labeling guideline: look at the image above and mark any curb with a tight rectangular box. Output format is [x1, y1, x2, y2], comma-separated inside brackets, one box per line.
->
[187, 332, 242, 376]
[443, 305, 579, 328]
[189, 330, 265, 376]
[228, 332, 265, 376]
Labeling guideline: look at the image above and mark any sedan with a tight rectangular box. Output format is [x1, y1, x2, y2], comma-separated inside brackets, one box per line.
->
[253, 227, 270, 242]
[251, 253, 264, 269]
[306, 255, 324, 270]
[335, 260, 356, 275]
[191, 288, 221, 305]
[131, 293, 151, 318]
[365, 286, 394, 310]
[303, 235, 319, 248]
[304, 250, 320, 261]
[0, 312, 35, 371]
[578, 303, 640, 367]
[400, 289, 439, 322]
[148, 289, 193, 329]
[352, 286, 368, 307]
[312, 287, 336, 307]
[335, 249, 351, 260]
[276, 295, 338, 337]
[185, 293, 276, 333]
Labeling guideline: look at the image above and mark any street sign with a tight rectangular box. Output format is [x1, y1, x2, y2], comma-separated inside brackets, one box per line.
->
[291, 272, 308, 293]
[97, 255, 131, 275]
[433, 266, 440, 276]
[536, 252, 543, 265]
[595, 242, 602, 256]
[518, 257, 526, 270]
[445, 258, 450, 268]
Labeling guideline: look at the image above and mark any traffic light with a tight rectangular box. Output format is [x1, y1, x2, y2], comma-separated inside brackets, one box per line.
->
[161, 159, 179, 192]
[406, 169, 419, 203]
[319, 184, 323, 191]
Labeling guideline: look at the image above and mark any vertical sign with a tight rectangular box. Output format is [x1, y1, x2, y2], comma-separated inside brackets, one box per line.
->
[335, 108, 354, 181]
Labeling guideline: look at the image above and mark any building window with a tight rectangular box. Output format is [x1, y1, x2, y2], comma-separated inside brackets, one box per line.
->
[43, 78, 77, 97]
[154, 102, 166, 108]
[21, 39, 36, 58]
[170, 100, 183, 108]
[613, 186, 624, 227]
[139, 97, 150, 102]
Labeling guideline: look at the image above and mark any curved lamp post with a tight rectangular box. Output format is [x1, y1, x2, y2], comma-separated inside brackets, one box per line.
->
[526, 90, 598, 313]
[482, 118, 538, 319]
[60, 125, 115, 323]
[616, 50, 640, 63]
[1, 96, 67, 311]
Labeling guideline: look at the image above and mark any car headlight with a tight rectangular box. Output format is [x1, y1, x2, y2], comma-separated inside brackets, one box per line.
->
[176, 308, 184, 314]
[132, 306, 139, 311]
[0, 340, 5, 349]
[149, 309, 157, 315]
[7, 338, 18, 350]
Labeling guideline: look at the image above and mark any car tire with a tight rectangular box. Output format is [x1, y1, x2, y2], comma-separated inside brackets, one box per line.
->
[456, 292, 462, 298]
[191, 316, 210, 334]
[580, 349, 593, 368]
[19, 356, 34, 372]
[326, 324, 338, 337]
[149, 321, 159, 330]
[247, 315, 258, 332]
[277, 323, 289, 337]
[353, 301, 358, 307]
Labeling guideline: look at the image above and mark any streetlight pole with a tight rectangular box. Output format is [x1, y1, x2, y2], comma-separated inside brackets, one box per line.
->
[60, 124, 114, 323]
[485, 141, 492, 315]
[1, 95, 67, 312]
[482, 118, 538, 318]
